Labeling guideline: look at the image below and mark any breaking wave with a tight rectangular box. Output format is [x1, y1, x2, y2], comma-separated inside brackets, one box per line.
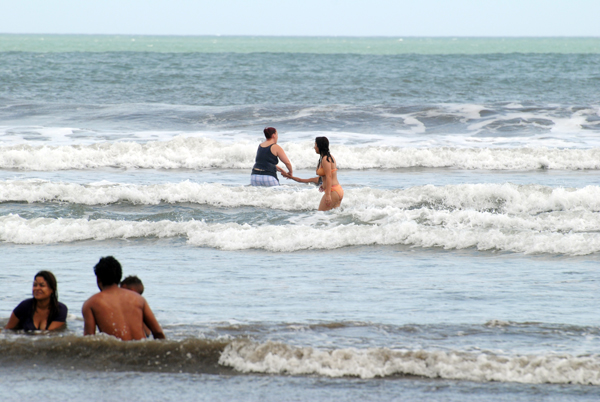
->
[2, 180, 600, 215]
[220, 339, 600, 385]
[2, 137, 600, 170]
[2, 333, 599, 385]
[2, 211, 600, 255]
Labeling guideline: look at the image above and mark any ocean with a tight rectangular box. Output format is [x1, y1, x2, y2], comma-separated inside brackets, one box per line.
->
[1, 34, 600, 401]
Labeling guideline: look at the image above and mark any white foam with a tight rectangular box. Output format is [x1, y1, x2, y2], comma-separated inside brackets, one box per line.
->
[3, 137, 600, 170]
[550, 110, 589, 134]
[0, 180, 320, 209]
[4, 181, 600, 215]
[2, 210, 600, 255]
[0, 126, 78, 145]
[4, 180, 600, 255]
[0, 180, 600, 255]
[219, 340, 600, 384]
[449, 104, 485, 120]
[347, 184, 600, 215]
[402, 117, 426, 134]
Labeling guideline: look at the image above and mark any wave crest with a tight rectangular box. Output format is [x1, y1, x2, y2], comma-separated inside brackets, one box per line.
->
[220, 339, 600, 384]
[3, 137, 600, 170]
[2, 213, 600, 255]
[3, 180, 600, 215]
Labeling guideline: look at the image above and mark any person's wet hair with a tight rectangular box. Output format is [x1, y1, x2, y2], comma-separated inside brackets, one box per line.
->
[264, 127, 277, 139]
[33, 270, 60, 321]
[120, 275, 143, 287]
[94, 256, 122, 286]
[316, 136, 333, 163]
[120, 275, 144, 295]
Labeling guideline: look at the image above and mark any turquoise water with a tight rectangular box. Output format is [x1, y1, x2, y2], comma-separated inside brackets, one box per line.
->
[1, 35, 600, 401]
[1, 34, 600, 54]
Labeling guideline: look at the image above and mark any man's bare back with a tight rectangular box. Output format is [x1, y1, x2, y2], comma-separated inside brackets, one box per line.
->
[83, 285, 164, 340]
[83, 256, 165, 341]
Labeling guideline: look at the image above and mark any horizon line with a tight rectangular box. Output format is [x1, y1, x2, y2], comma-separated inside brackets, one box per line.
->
[1, 33, 599, 39]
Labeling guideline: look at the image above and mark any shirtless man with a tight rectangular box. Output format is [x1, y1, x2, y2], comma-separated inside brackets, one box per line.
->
[82, 256, 165, 340]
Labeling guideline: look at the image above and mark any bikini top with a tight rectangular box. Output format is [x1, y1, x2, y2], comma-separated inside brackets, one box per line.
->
[316, 167, 337, 176]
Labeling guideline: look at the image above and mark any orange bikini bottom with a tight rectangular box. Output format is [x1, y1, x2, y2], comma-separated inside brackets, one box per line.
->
[331, 184, 344, 199]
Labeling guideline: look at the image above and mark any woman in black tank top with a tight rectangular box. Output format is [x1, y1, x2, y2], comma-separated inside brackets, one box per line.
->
[250, 127, 293, 186]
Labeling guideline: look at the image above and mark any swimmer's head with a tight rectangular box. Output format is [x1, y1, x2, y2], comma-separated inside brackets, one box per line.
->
[120, 275, 144, 295]
[33, 270, 59, 305]
[315, 136, 334, 163]
[315, 136, 330, 155]
[264, 127, 277, 139]
[94, 256, 122, 287]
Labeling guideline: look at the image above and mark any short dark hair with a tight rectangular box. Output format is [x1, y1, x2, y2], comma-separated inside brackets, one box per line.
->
[264, 127, 277, 139]
[94, 256, 122, 286]
[120, 275, 143, 287]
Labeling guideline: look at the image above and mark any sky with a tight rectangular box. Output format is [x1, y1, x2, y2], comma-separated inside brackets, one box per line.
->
[3, 0, 600, 37]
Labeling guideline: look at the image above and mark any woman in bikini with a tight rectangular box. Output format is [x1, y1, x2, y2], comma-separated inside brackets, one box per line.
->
[282, 136, 343, 211]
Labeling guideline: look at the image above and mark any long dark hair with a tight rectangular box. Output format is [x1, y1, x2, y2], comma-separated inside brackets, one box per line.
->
[315, 136, 334, 166]
[32, 270, 60, 329]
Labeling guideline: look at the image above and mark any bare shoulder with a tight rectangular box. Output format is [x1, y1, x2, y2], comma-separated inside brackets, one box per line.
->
[274, 143, 288, 154]
[82, 292, 102, 309]
[118, 287, 145, 304]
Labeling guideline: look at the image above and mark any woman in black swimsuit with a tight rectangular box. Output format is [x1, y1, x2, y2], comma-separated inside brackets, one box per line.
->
[250, 127, 293, 186]
[4, 271, 68, 332]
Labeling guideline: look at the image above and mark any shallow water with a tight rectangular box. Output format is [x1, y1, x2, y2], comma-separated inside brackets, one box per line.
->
[3, 367, 600, 402]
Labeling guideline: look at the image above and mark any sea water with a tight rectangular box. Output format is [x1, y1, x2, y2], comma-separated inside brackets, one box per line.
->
[1, 35, 600, 401]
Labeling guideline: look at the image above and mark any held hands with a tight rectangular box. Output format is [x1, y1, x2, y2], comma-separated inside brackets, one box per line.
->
[277, 166, 293, 176]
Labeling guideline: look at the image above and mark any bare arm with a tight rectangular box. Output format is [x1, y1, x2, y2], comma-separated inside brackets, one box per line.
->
[283, 174, 320, 184]
[272, 145, 293, 176]
[142, 300, 166, 339]
[47, 321, 66, 331]
[322, 159, 333, 206]
[82, 300, 97, 336]
[4, 312, 20, 330]
[5, 311, 64, 331]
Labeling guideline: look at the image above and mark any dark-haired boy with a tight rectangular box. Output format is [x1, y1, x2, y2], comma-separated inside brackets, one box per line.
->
[120, 275, 145, 295]
[120, 275, 151, 337]
[82, 256, 165, 340]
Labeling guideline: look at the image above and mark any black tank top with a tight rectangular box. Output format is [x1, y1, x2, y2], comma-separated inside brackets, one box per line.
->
[251, 144, 279, 179]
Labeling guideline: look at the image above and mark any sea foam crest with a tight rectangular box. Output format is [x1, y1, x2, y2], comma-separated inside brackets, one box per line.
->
[0, 180, 319, 210]
[3, 180, 600, 215]
[2, 137, 600, 170]
[219, 340, 600, 384]
[2, 213, 600, 255]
